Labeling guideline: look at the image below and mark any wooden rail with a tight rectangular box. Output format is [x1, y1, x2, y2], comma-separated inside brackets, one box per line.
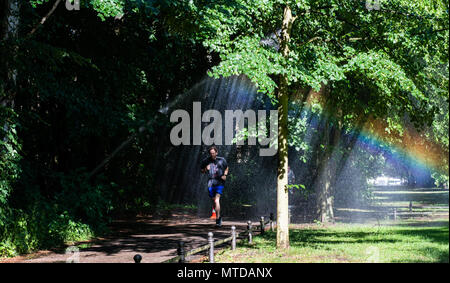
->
[158, 213, 274, 263]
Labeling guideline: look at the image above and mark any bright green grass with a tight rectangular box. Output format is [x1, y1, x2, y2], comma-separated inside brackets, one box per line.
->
[214, 220, 449, 263]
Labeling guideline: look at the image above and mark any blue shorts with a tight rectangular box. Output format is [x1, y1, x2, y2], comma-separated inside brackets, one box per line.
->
[208, 185, 224, 198]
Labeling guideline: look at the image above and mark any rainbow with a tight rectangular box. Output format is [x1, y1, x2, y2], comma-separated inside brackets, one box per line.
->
[301, 88, 448, 178]
[358, 120, 448, 176]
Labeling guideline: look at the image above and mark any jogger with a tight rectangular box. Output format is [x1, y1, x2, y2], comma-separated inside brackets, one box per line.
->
[201, 146, 228, 227]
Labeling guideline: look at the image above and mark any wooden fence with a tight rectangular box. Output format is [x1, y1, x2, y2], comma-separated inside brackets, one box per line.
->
[133, 213, 275, 263]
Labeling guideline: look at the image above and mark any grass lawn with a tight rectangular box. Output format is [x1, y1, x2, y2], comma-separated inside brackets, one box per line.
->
[214, 219, 449, 263]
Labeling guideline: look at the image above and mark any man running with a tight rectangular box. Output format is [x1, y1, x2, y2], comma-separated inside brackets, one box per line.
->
[201, 146, 228, 227]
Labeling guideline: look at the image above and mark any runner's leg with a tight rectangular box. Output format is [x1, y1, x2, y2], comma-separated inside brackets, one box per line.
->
[214, 193, 221, 219]
[209, 186, 218, 219]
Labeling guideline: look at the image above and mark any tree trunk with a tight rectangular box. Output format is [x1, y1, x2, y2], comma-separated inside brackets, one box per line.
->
[315, 117, 340, 223]
[277, 73, 289, 249]
[407, 169, 416, 188]
[315, 122, 331, 222]
[1, 0, 19, 140]
[276, 5, 295, 250]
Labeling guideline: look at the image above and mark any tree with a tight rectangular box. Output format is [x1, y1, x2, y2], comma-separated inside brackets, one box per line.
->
[184, 0, 448, 248]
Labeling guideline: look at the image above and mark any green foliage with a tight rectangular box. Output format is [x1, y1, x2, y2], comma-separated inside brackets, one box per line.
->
[0, 106, 23, 256]
[191, 0, 448, 139]
[288, 100, 312, 163]
[30, 0, 125, 20]
[0, 205, 95, 257]
[0, 109, 21, 209]
[90, 0, 124, 20]
[54, 169, 113, 226]
[47, 211, 94, 244]
[208, 36, 285, 103]
[426, 63, 449, 187]
[1, 0, 213, 257]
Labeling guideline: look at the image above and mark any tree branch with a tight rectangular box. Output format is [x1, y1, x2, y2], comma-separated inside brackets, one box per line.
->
[87, 120, 153, 179]
[87, 132, 138, 179]
[28, 0, 62, 36]
[295, 36, 326, 48]
[412, 28, 450, 37]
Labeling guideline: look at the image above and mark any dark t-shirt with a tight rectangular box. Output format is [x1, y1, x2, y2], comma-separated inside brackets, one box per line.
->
[201, 156, 228, 187]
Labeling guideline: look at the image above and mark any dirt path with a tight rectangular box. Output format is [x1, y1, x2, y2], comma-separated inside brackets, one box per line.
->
[1, 213, 251, 263]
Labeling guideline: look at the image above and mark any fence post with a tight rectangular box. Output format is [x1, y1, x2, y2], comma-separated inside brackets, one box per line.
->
[231, 226, 236, 250]
[393, 208, 397, 221]
[133, 254, 142, 263]
[177, 241, 185, 263]
[270, 213, 274, 232]
[208, 232, 214, 263]
[260, 216, 265, 234]
[409, 201, 412, 212]
[247, 221, 252, 244]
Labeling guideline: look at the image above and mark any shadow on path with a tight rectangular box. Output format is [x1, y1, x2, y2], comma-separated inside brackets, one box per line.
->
[7, 215, 250, 263]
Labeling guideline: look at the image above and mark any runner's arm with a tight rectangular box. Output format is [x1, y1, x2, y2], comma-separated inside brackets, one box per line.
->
[200, 158, 208, 174]
[221, 165, 229, 180]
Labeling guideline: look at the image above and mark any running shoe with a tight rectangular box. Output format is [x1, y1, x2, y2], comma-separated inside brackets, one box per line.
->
[215, 216, 222, 227]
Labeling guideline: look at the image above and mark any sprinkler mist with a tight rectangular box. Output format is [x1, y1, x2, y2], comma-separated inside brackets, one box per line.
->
[155, 75, 441, 224]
